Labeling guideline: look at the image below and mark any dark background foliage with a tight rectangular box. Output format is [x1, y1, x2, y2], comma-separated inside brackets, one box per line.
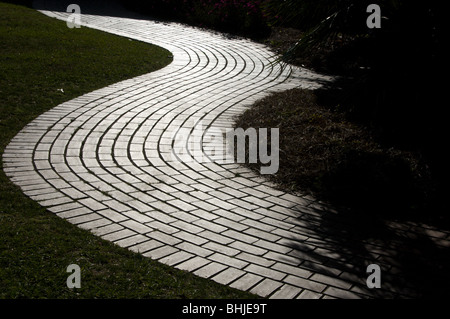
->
[123, 0, 270, 38]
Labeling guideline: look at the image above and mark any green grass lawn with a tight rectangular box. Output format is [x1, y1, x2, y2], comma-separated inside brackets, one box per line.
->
[0, 2, 256, 299]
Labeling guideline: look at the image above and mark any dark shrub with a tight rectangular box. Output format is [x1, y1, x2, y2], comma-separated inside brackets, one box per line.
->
[123, 0, 270, 38]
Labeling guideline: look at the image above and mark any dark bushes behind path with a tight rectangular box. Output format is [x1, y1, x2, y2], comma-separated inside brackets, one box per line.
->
[123, 0, 270, 39]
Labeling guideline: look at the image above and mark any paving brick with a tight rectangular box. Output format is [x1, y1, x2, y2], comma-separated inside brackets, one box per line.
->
[78, 217, 112, 231]
[231, 207, 265, 221]
[171, 220, 204, 234]
[120, 219, 153, 234]
[176, 242, 214, 258]
[254, 185, 285, 197]
[68, 213, 102, 225]
[30, 191, 64, 202]
[145, 210, 177, 224]
[243, 228, 281, 243]
[323, 287, 361, 299]
[60, 187, 87, 200]
[203, 242, 239, 257]
[283, 275, 326, 293]
[297, 289, 323, 299]
[212, 268, 245, 285]
[250, 279, 283, 298]
[263, 251, 302, 266]
[254, 239, 292, 254]
[173, 231, 209, 246]
[228, 198, 260, 211]
[265, 196, 296, 208]
[214, 209, 246, 222]
[102, 229, 136, 242]
[192, 219, 226, 235]
[269, 284, 302, 299]
[206, 198, 236, 211]
[310, 273, 353, 290]
[222, 229, 258, 244]
[97, 209, 128, 222]
[91, 223, 124, 237]
[240, 219, 275, 232]
[215, 187, 247, 199]
[215, 218, 248, 232]
[146, 220, 178, 234]
[176, 256, 210, 272]
[209, 253, 249, 269]
[129, 240, 164, 254]
[194, 262, 228, 279]
[56, 207, 92, 218]
[260, 217, 293, 230]
[147, 231, 182, 246]
[271, 262, 312, 279]
[198, 230, 234, 245]
[241, 196, 274, 209]
[271, 228, 309, 243]
[229, 273, 264, 291]
[235, 252, 275, 268]
[48, 201, 85, 213]
[79, 197, 107, 211]
[229, 241, 267, 256]
[192, 200, 220, 212]
[148, 201, 178, 214]
[238, 187, 267, 199]
[143, 246, 179, 260]
[170, 211, 200, 223]
[159, 251, 194, 266]
[39, 196, 73, 207]
[245, 264, 286, 281]
[115, 234, 149, 248]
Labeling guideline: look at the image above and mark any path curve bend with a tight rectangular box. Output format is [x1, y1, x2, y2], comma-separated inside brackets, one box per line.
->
[4, 0, 435, 299]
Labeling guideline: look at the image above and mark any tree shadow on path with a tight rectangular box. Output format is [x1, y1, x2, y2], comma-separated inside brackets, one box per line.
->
[286, 196, 450, 298]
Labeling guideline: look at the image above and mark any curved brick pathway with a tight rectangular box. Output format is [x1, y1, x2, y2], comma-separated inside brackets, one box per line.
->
[4, 0, 450, 299]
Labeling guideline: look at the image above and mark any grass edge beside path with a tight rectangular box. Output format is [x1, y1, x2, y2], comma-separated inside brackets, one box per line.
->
[234, 88, 441, 224]
[0, 2, 257, 299]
